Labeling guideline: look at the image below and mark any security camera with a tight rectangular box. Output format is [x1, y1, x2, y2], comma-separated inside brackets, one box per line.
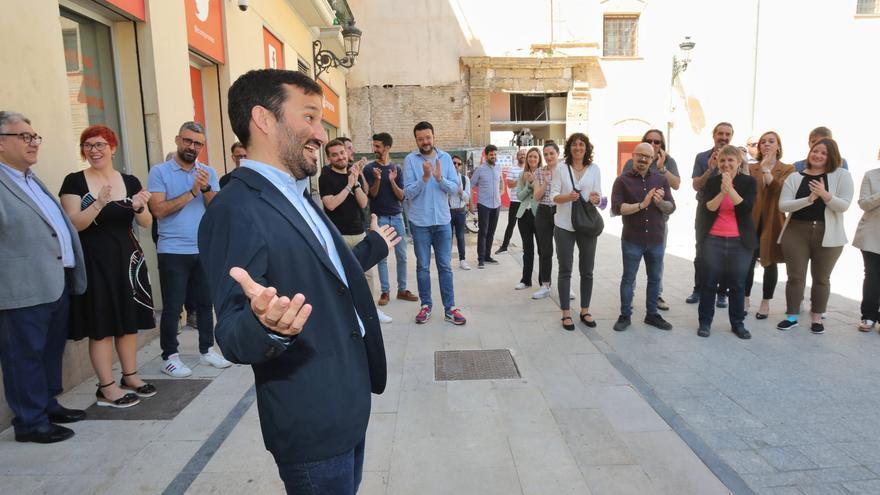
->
[238, 0, 249, 12]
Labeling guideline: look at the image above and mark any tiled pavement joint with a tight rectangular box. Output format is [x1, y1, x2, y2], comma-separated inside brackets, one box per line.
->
[162, 385, 257, 495]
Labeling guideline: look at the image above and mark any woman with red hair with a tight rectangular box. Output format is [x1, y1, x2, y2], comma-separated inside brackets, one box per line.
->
[59, 125, 155, 408]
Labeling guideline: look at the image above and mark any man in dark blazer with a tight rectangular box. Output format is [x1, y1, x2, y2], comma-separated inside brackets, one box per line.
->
[198, 70, 399, 494]
[0, 111, 87, 443]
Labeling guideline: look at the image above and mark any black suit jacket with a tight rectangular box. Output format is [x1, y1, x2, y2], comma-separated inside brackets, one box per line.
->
[696, 173, 758, 250]
[198, 167, 388, 464]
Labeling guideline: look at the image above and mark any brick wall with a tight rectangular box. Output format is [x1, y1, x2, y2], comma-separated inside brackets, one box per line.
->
[347, 84, 474, 152]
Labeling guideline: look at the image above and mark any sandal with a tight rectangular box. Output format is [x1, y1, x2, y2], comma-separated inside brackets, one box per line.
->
[579, 312, 597, 328]
[561, 316, 575, 331]
[120, 371, 157, 398]
[96, 382, 140, 408]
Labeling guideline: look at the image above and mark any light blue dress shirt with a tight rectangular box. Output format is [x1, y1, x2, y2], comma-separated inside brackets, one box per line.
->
[470, 163, 503, 209]
[402, 148, 460, 227]
[242, 159, 365, 337]
[0, 162, 75, 267]
[147, 158, 220, 254]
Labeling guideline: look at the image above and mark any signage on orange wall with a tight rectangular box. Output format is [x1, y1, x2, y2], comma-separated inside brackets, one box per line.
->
[185, 0, 225, 64]
[189, 66, 210, 164]
[318, 80, 340, 128]
[105, 0, 145, 20]
[263, 28, 284, 69]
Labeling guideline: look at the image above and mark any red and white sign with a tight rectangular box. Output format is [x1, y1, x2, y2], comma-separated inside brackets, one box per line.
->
[185, 0, 225, 64]
[317, 80, 340, 128]
[263, 28, 284, 69]
[105, 0, 145, 21]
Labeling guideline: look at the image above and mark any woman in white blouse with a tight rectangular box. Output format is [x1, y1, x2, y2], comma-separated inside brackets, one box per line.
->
[853, 150, 880, 332]
[552, 133, 603, 331]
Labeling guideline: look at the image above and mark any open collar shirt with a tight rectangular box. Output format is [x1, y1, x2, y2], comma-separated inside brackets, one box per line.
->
[470, 162, 503, 209]
[402, 148, 460, 227]
[611, 168, 675, 247]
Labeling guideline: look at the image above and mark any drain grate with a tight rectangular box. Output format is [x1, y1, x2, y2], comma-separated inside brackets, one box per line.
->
[434, 349, 521, 381]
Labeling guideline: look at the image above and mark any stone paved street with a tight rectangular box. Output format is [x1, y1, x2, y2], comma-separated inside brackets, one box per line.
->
[1, 215, 878, 494]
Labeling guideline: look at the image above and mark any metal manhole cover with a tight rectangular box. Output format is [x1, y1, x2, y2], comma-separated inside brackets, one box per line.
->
[434, 349, 521, 381]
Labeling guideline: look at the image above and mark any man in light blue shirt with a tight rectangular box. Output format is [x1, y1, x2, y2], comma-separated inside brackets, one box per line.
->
[403, 121, 467, 325]
[470, 144, 504, 267]
[147, 121, 230, 378]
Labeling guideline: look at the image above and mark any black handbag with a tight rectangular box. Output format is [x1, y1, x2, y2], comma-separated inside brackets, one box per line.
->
[566, 165, 604, 237]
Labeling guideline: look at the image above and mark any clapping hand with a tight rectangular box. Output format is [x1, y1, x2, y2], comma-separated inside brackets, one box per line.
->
[641, 188, 656, 210]
[389, 166, 398, 181]
[522, 171, 533, 184]
[131, 189, 151, 210]
[652, 187, 665, 205]
[229, 267, 312, 336]
[808, 177, 831, 202]
[433, 159, 443, 181]
[369, 214, 401, 252]
[708, 150, 719, 170]
[372, 167, 382, 180]
[96, 184, 113, 208]
[422, 161, 432, 180]
[657, 148, 667, 167]
[721, 172, 733, 195]
[192, 168, 210, 195]
[347, 169, 359, 188]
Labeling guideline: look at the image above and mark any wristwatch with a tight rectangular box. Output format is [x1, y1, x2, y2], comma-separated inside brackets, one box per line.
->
[200, 185, 212, 193]
[657, 167, 667, 175]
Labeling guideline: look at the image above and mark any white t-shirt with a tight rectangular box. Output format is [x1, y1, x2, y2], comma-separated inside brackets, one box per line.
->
[550, 163, 602, 232]
[506, 165, 523, 199]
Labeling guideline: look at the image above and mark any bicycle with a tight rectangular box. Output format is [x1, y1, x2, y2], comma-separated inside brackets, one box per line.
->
[464, 208, 479, 233]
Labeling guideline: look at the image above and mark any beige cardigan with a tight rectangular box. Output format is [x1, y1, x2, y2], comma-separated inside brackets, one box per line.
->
[853, 168, 880, 254]
[777, 168, 854, 247]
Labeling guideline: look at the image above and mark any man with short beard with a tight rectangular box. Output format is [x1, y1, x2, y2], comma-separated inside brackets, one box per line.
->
[471, 144, 504, 268]
[198, 69, 400, 493]
[320, 139, 393, 323]
[611, 143, 676, 332]
[688, 122, 734, 308]
[148, 121, 231, 378]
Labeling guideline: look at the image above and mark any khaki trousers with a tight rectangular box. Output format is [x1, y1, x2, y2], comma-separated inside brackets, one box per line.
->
[780, 220, 843, 315]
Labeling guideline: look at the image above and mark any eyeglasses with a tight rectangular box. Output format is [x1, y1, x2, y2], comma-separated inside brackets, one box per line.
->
[632, 153, 653, 160]
[644, 139, 663, 146]
[233, 154, 247, 160]
[747, 143, 758, 148]
[0, 132, 42, 145]
[180, 137, 205, 149]
[81, 142, 109, 151]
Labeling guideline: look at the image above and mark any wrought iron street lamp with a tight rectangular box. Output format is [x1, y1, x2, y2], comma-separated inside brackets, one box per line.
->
[313, 22, 363, 80]
[671, 36, 695, 84]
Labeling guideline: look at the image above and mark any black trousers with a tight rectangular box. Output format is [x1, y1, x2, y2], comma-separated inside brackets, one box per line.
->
[517, 209, 536, 285]
[745, 250, 779, 299]
[500, 201, 520, 248]
[477, 204, 500, 263]
[158, 254, 214, 360]
[862, 250, 880, 322]
[535, 204, 556, 285]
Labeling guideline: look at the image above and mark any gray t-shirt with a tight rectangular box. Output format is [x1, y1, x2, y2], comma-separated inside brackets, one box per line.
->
[622, 155, 679, 177]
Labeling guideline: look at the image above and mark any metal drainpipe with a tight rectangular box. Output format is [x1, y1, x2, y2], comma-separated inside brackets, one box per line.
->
[750, 0, 761, 133]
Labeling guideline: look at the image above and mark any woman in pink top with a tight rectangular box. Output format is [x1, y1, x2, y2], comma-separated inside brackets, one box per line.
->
[695, 145, 758, 339]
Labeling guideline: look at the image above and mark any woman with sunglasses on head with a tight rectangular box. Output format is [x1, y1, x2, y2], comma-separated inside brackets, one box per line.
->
[551, 133, 603, 330]
[695, 145, 757, 339]
[622, 129, 681, 311]
[531, 141, 561, 300]
[59, 125, 156, 408]
[513, 147, 543, 290]
[777, 138, 853, 334]
[744, 131, 794, 320]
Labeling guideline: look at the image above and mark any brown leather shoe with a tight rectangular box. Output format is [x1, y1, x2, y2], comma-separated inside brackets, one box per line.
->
[396, 290, 419, 302]
[378, 293, 390, 306]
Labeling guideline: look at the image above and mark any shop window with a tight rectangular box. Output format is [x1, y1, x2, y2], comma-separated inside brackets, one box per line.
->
[603, 15, 639, 57]
[61, 8, 126, 171]
[857, 0, 880, 14]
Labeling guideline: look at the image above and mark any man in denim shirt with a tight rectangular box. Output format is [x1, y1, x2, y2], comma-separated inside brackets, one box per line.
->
[403, 121, 466, 325]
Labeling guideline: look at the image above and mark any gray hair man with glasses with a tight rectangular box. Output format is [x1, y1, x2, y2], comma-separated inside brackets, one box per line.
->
[147, 121, 231, 378]
[0, 110, 88, 443]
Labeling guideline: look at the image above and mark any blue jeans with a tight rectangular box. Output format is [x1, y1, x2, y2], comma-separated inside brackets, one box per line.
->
[278, 437, 365, 494]
[698, 235, 752, 329]
[376, 214, 408, 294]
[0, 286, 69, 434]
[450, 208, 467, 260]
[620, 240, 665, 317]
[411, 223, 455, 312]
[158, 254, 214, 360]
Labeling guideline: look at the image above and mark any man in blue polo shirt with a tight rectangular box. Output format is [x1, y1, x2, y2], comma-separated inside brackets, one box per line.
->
[364, 132, 419, 308]
[148, 121, 231, 377]
[792, 126, 850, 172]
[403, 121, 466, 325]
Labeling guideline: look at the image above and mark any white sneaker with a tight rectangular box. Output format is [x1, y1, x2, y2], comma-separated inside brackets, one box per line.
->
[200, 348, 232, 369]
[570, 290, 576, 301]
[532, 286, 550, 299]
[514, 282, 530, 290]
[162, 354, 193, 378]
[459, 260, 472, 271]
[377, 308, 393, 324]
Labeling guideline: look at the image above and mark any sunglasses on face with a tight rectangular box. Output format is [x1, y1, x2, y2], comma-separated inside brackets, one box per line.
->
[644, 139, 663, 145]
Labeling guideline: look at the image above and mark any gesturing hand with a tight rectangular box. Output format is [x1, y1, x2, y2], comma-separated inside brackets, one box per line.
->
[347, 170, 359, 188]
[641, 188, 656, 210]
[433, 159, 443, 181]
[389, 166, 398, 181]
[192, 168, 210, 195]
[808, 177, 831, 202]
[131, 189, 151, 210]
[229, 267, 311, 336]
[721, 172, 733, 194]
[372, 167, 381, 180]
[422, 161, 432, 180]
[708, 150, 719, 170]
[96, 184, 113, 208]
[652, 187, 665, 205]
[369, 214, 401, 252]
